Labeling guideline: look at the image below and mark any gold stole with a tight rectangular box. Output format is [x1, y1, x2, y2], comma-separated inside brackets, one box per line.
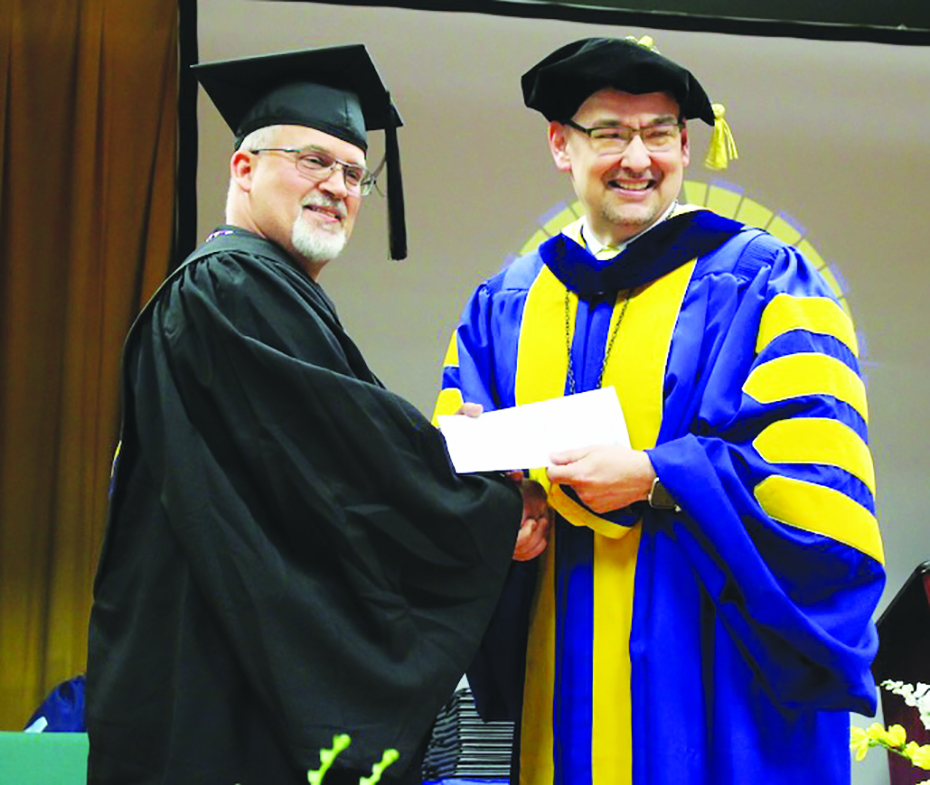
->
[513, 254, 696, 784]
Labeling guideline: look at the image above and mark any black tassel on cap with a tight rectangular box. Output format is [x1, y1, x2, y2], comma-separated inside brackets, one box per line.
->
[384, 97, 406, 261]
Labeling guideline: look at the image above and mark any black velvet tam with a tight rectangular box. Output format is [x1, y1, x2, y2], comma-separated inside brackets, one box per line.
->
[522, 37, 715, 126]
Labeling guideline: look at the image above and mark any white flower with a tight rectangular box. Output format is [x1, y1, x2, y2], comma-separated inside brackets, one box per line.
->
[882, 680, 930, 731]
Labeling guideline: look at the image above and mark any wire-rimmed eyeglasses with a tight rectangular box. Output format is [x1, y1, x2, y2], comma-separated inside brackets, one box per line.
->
[249, 147, 379, 196]
[563, 119, 684, 155]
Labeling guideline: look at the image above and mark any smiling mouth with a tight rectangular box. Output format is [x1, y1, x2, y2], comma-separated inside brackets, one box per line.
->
[607, 178, 655, 192]
[304, 204, 344, 222]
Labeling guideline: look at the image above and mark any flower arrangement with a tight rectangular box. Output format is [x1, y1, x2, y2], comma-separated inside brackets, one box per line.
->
[851, 680, 930, 784]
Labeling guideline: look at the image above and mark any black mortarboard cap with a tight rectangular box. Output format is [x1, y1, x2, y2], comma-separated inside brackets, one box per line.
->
[522, 37, 715, 127]
[193, 45, 407, 260]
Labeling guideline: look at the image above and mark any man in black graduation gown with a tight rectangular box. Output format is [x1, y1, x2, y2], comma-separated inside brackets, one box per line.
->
[86, 45, 528, 785]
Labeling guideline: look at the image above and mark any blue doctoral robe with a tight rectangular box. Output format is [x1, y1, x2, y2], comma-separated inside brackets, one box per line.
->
[433, 208, 884, 785]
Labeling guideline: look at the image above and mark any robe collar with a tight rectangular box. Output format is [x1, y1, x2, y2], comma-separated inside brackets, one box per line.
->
[539, 208, 745, 297]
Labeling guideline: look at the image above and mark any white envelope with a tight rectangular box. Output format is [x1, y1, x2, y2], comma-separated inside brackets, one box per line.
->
[437, 386, 630, 473]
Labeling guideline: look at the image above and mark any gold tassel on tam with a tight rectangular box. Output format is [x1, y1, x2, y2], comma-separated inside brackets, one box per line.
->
[618, 36, 736, 171]
[705, 103, 738, 170]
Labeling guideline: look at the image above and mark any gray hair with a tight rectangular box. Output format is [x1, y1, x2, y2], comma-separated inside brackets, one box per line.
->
[225, 125, 285, 210]
[236, 125, 282, 153]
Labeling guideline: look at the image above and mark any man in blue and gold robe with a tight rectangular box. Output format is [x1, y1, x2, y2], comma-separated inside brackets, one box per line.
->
[433, 36, 884, 785]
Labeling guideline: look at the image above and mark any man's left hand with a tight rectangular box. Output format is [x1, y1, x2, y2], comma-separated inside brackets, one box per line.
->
[546, 445, 656, 514]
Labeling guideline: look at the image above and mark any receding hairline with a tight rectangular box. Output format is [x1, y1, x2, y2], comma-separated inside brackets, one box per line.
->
[236, 124, 285, 152]
[236, 123, 367, 162]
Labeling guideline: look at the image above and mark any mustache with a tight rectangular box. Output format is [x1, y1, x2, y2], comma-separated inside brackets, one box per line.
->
[301, 194, 347, 220]
[604, 163, 658, 181]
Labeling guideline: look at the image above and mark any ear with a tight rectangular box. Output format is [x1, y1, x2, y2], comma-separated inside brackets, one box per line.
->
[680, 123, 691, 168]
[230, 149, 256, 192]
[547, 121, 573, 173]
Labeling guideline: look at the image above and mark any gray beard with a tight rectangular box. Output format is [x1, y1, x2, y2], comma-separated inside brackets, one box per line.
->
[291, 213, 347, 264]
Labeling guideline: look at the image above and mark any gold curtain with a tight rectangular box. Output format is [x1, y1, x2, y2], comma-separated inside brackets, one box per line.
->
[0, 0, 178, 729]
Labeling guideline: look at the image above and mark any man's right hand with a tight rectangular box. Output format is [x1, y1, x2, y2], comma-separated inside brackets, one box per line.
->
[457, 403, 551, 560]
[513, 478, 550, 561]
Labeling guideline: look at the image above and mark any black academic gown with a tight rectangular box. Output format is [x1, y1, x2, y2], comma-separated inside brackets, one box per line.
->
[86, 229, 522, 785]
